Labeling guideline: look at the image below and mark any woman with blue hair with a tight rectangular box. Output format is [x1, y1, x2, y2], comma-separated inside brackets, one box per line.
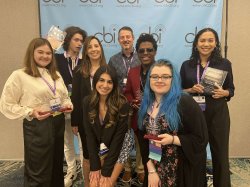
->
[137, 59, 208, 187]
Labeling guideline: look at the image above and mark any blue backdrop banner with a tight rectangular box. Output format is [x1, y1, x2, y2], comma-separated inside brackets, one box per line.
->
[39, 0, 224, 70]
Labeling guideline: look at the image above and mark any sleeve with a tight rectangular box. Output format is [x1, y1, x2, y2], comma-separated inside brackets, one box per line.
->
[223, 59, 235, 101]
[58, 73, 73, 108]
[180, 62, 187, 89]
[137, 128, 150, 167]
[177, 94, 208, 165]
[101, 103, 129, 177]
[71, 70, 82, 127]
[82, 97, 101, 171]
[0, 71, 33, 120]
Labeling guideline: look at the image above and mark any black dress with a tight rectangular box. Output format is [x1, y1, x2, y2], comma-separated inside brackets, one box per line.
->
[138, 94, 208, 187]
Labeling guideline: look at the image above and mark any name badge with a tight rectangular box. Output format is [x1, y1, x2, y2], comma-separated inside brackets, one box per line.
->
[149, 140, 162, 162]
[123, 78, 127, 85]
[99, 143, 109, 160]
[50, 98, 61, 111]
[193, 96, 206, 111]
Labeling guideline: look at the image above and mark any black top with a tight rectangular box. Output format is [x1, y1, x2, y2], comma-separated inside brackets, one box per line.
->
[71, 65, 92, 128]
[138, 94, 208, 187]
[180, 58, 235, 101]
[82, 96, 129, 177]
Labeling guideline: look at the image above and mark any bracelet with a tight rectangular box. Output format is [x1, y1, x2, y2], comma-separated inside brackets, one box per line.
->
[148, 169, 156, 174]
[171, 135, 175, 144]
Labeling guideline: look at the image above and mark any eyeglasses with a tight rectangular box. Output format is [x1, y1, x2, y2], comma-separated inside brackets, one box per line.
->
[138, 48, 154, 54]
[150, 74, 172, 81]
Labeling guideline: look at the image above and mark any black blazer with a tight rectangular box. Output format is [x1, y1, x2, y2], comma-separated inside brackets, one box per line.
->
[82, 96, 129, 177]
[71, 65, 92, 128]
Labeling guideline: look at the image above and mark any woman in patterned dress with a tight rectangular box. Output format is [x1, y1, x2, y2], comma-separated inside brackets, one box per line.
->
[137, 59, 208, 187]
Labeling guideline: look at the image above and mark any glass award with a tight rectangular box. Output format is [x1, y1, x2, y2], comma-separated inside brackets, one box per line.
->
[47, 25, 66, 51]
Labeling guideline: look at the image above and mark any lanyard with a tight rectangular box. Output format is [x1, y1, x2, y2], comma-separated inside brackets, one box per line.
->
[122, 51, 134, 76]
[67, 57, 79, 78]
[41, 76, 56, 96]
[197, 61, 210, 84]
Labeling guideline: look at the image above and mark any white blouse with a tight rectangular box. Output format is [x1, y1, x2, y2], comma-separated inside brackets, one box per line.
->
[0, 67, 72, 120]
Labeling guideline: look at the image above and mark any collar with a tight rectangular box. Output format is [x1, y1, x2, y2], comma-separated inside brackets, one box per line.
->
[64, 51, 82, 59]
[37, 67, 49, 75]
[122, 48, 135, 58]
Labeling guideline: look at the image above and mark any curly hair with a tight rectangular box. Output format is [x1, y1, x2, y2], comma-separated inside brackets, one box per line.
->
[62, 26, 87, 51]
[135, 33, 158, 52]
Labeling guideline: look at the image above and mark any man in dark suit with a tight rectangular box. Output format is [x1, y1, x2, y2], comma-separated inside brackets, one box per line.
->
[123, 33, 158, 184]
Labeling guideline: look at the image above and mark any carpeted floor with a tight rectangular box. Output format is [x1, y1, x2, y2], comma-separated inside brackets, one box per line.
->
[0, 158, 249, 187]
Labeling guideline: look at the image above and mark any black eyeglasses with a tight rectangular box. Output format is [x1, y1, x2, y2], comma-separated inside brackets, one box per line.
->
[138, 48, 154, 54]
[150, 74, 172, 81]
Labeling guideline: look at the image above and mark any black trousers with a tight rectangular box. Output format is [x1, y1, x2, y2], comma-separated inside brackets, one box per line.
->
[23, 114, 65, 187]
[205, 97, 231, 187]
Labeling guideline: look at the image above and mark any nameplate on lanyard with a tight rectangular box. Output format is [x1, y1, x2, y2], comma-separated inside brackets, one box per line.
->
[193, 96, 206, 111]
[50, 98, 61, 111]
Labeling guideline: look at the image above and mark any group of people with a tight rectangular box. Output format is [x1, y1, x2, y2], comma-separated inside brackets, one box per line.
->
[0, 25, 234, 187]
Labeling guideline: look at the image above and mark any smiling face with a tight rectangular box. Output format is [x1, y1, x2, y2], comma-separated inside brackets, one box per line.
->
[118, 29, 134, 51]
[96, 73, 114, 98]
[87, 38, 102, 61]
[150, 65, 172, 97]
[137, 42, 156, 65]
[34, 44, 53, 68]
[68, 33, 84, 54]
[196, 31, 217, 59]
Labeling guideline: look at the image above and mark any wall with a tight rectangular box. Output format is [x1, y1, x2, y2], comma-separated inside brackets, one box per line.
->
[0, 0, 249, 159]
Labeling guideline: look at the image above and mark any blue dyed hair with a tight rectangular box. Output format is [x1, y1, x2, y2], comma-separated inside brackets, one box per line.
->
[138, 59, 183, 131]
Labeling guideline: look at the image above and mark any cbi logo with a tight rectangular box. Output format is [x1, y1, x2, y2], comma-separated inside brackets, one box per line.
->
[116, 0, 141, 7]
[79, 0, 103, 7]
[42, 0, 65, 6]
[155, 0, 177, 3]
[80, 0, 102, 3]
[117, 0, 139, 3]
[142, 25, 166, 45]
[194, 0, 216, 2]
[184, 27, 198, 46]
[42, 0, 64, 3]
[193, 0, 216, 7]
[94, 25, 119, 45]
[154, 0, 179, 7]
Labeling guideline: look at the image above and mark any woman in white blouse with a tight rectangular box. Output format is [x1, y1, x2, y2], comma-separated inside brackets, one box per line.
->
[0, 38, 73, 187]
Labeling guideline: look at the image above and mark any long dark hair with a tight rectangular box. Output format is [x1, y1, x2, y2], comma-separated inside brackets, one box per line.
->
[88, 66, 127, 128]
[189, 27, 222, 66]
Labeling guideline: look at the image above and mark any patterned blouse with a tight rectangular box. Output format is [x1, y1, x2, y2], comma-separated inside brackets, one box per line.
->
[144, 113, 179, 187]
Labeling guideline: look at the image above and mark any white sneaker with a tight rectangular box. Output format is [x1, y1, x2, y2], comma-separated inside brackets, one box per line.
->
[64, 171, 77, 187]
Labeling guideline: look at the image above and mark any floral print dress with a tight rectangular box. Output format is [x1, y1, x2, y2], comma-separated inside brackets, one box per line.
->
[144, 113, 179, 187]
